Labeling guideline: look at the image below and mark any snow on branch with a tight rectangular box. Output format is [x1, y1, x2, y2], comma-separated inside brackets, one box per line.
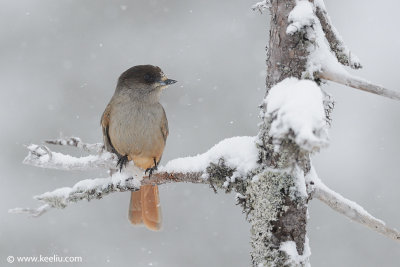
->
[312, 0, 361, 69]
[9, 168, 205, 217]
[45, 136, 104, 154]
[286, 0, 315, 35]
[298, 0, 400, 102]
[23, 144, 117, 171]
[251, 0, 270, 14]
[160, 136, 259, 175]
[306, 167, 400, 242]
[12, 136, 259, 216]
[255, 0, 395, 101]
[280, 237, 311, 267]
[264, 78, 329, 152]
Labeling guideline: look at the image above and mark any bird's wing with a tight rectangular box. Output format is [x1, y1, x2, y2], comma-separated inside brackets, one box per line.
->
[160, 106, 169, 142]
[101, 103, 121, 156]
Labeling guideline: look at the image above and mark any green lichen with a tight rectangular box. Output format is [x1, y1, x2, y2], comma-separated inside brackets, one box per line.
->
[247, 170, 298, 266]
[205, 158, 249, 196]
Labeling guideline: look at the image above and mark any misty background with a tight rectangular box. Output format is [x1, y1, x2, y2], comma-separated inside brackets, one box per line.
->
[1, 0, 399, 266]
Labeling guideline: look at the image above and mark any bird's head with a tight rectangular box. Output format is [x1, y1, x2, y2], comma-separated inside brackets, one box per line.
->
[116, 65, 177, 98]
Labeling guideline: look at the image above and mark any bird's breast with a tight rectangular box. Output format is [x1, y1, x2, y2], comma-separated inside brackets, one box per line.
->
[109, 101, 166, 159]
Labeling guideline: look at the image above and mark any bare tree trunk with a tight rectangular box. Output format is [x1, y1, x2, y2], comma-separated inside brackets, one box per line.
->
[247, 1, 311, 266]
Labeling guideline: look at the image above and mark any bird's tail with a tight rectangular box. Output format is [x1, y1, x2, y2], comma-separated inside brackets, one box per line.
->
[128, 185, 162, 231]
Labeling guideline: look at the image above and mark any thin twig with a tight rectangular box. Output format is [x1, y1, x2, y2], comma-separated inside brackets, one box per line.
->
[251, 0, 270, 14]
[9, 204, 51, 217]
[23, 144, 117, 171]
[45, 137, 104, 154]
[313, 179, 400, 242]
[317, 70, 400, 101]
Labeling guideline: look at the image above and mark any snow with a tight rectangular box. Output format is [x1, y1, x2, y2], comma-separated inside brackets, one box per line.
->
[280, 237, 311, 267]
[21, 137, 260, 213]
[313, 0, 326, 10]
[35, 164, 143, 207]
[286, 0, 360, 76]
[308, 165, 400, 241]
[24, 144, 115, 170]
[292, 165, 308, 198]
[307, 166, 385, 225]
[252, 0, 270, 13]
[160, 136, 259, 176]
[305, 0, 361, 76]
[286, 0, 315, 35]
[314, 0, 361, 69]
[286, 0, 345, 76]
[306, 14, 347, 77]
[265, 78, 328, 151]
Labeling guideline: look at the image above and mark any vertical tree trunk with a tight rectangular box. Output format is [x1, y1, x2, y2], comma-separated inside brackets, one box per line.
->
[247, 1, 312, 266]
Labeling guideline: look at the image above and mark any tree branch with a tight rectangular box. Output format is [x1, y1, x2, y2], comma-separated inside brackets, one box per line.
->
[301, 1, 400, 102]
[312, 0, 362, 69]
[45, 137, 104, 154]
[306, 168, 400, 242]
[15, 136, 257, 217]
[23, 144, 117, 171]
[251, 0, 270, 13]
[317, 70, 400, 101]
[9, 170, 205, 217]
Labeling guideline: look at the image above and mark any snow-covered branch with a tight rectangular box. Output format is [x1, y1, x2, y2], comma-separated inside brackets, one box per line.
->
[9, 168, 205, 217]
[312, 0, 361, 69]
[296, 0, 400, 102]
[23, 144, 117, 171]
[45, 137, 104, 154]
[306, 168, 400, 242]
[251, 0, 270, 14]
[13, 136, 259, 216]
[317, 70, 400, 101]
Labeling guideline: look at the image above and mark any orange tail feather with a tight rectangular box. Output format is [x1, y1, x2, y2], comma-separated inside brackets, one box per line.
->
[128, 190, 143, 225]
[128, 185, 162, 231]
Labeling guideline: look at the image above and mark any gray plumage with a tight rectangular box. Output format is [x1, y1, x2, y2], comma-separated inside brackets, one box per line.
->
[106, 89, 168, 162]
[100, 65, 176, 231]
[101, 65, 173, 169]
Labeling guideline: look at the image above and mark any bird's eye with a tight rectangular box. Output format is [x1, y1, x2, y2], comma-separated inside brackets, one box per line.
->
[144, 74, 154, 83]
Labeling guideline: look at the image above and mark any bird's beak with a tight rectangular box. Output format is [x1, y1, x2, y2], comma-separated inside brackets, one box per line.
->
[159, 76, 177, 86]
[164, 79, 178, 85]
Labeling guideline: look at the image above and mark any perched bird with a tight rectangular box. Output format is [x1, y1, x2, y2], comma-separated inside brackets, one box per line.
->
[101, 65, 177, 231]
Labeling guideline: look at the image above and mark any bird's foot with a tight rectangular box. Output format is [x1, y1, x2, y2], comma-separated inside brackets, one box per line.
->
[145, 158, 158, 178]
[116, 155, 129, 172]
[153, 158, 158, 170]
[145, 167, 156, 178]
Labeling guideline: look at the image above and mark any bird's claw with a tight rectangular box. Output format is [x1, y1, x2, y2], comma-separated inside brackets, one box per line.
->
[116, 155, 129, 172]
[145, 167, 154, 177]
[145, 158, 158, 178]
